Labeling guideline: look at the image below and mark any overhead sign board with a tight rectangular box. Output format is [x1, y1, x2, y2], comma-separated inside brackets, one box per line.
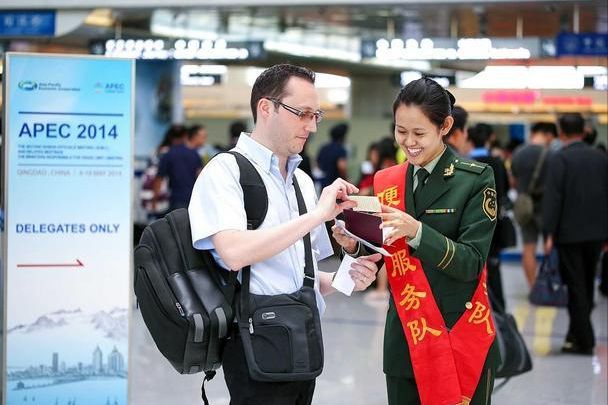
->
[0, 11, 55, 37]
[556, 32, 608, 57]
[362, 37, 541, 60]
[91, 38, 265, 61]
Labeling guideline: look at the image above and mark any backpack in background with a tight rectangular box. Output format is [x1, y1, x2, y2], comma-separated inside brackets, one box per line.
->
[133, 151, 268, 400]
[513, 192, 535, 226]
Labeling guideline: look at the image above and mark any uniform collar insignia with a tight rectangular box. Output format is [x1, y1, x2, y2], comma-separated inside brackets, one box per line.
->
[444, 163, 455, 177]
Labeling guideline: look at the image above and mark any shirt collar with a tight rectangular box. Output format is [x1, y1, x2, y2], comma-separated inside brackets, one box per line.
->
[413, 146, 447, 175]
[234, 132, 303, 180]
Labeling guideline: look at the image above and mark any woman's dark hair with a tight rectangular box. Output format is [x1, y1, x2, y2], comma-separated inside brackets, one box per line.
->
[250, 64, 315, 123]
[392, 77, 456, 128]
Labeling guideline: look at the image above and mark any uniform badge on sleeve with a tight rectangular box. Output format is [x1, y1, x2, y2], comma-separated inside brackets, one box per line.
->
[482, 188, 497, 221]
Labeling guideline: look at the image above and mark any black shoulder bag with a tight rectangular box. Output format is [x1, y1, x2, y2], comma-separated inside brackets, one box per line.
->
[513, 147, 548, 226]
[237, 175, 324, 382]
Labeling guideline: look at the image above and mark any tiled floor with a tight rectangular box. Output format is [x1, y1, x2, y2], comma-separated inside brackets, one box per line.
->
[129, 258, 608, 405]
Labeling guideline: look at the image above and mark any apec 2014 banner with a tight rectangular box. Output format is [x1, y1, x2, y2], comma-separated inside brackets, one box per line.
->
[2, 53, 133, 405]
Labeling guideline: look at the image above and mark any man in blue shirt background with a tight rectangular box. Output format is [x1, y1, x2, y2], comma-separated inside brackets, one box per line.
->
[153, 126, 202, 212]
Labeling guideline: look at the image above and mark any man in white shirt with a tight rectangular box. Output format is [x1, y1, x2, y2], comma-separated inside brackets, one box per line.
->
[189, 64, 381, 405]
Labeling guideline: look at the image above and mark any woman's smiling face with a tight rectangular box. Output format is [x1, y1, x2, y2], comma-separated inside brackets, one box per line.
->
[394, 103, 452, 167]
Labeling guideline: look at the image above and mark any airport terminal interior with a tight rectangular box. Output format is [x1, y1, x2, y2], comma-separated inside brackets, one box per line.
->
[1, 0, 607, 404]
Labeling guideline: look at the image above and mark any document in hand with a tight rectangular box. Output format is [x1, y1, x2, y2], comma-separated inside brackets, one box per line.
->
[342, 209, 383, 246]
[335, 218, 390, 256]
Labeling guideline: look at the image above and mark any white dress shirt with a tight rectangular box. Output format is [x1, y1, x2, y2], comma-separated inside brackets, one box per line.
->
[188, 133, 333, 314]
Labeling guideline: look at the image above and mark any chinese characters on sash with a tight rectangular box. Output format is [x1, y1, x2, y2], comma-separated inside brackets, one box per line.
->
[392, 248, 443, 346]
[377, 185, 400, 206]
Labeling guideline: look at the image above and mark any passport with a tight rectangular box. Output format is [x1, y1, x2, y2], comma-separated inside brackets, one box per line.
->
[342, 209, 383, 246]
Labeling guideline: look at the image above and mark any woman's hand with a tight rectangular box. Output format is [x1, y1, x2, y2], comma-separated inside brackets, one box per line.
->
[350, 253, 383, 291]
[377, 204, 421, 246]
[331, 222, 358, 254]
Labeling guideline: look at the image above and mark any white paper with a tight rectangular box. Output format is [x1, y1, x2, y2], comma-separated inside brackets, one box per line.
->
[335, 219, 391, 256]
[348, 195, 381, 212]
[332, 254, 357, 296]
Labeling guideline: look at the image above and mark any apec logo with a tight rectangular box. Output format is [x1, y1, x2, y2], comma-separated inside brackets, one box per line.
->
[95, 82, 125, 94]
[18, 81, 38, 91]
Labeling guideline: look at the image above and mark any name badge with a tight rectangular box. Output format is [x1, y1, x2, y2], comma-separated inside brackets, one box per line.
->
[425, 208, 456, 215]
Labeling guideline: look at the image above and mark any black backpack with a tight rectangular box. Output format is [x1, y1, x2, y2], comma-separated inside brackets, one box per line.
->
[133, 151, 267, 402]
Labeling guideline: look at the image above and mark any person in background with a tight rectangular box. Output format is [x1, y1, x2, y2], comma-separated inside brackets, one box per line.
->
[511, 122, 554, 288]
[317, 122, 349, 188]
[142, 125, 186, 217]
[153, 124, 202, 212]
[543, 113, 608, 355]
[299, 141, 314, 178]
[583, 125, 597, 146]
[216, 120, 248, 152]
[545, 122, 562, 151]
[188, 124, 219, 166]
[357, 139, 399, 301]
[469, 123, 510, 310]
[444, 105, 471, 157]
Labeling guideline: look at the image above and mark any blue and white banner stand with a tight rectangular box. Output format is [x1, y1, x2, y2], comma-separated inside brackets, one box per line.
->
[2, 53, 134, 405]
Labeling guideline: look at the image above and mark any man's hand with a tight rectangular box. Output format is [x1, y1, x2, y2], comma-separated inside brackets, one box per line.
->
[350, 253, 382, 291]
[376, 204, 421, 246]
[331, 222, 358, 254]
[314, 178, 358, 222]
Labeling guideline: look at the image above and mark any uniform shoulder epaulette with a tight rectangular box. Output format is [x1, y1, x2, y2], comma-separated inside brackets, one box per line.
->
[452, 158, 488, 174]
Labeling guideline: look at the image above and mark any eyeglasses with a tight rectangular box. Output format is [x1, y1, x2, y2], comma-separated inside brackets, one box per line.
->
[266, 97, 324, 124]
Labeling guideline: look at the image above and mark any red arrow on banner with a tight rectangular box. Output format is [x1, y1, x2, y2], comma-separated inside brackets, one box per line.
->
[17, 259, 84, 268]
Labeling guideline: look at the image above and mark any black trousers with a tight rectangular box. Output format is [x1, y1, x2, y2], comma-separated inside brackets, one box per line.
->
[557, 241, 603, 349]
[386, 367, 495, 405]
[222, 330, 316, 405]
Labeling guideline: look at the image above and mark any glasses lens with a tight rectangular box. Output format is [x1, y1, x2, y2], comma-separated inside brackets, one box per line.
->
[314, 111, 324, 123]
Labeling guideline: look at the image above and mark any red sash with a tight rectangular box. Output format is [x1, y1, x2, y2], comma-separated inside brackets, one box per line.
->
[375, 163, 495, 405]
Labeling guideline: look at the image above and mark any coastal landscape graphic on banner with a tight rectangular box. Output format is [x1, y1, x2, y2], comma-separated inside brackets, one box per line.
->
[4, 54, 133, 405]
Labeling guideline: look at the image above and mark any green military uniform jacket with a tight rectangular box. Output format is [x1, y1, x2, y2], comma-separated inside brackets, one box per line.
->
[381, 147, 500, 378]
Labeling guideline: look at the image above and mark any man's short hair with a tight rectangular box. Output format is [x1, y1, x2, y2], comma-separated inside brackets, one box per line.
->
[330, 122, 349, 142]
[447, 105, 468, 137]
[229, 121, 247, 138]
[558, 113, 585, 137]
[468, 123, 493, 148]
[250, 64, 316, 123]
[531, 122, 558, 137]
[188, 124, 205, 140]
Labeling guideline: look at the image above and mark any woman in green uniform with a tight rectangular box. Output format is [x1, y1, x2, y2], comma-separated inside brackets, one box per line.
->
[334, 78, 499, 405]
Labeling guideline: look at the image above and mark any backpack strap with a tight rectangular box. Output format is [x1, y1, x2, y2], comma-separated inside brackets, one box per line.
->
[293, 175, 315, 288]
[527, 147, 548, 195]
[226, 151, 268, 230]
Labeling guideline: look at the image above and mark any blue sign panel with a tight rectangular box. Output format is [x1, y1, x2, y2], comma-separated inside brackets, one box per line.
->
[3, 53, 133, 405]
[0, 11, 55, 37]
[556, 32, 608, 57]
